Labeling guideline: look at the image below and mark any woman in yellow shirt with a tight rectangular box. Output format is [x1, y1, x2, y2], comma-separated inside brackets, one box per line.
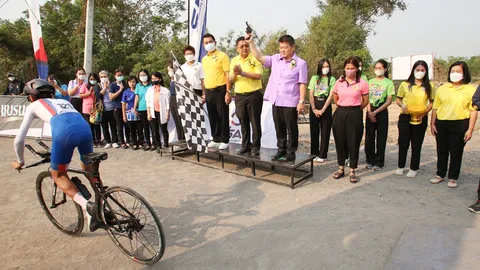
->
[395, 60, 435, 178]
[430, 61, 477, 188]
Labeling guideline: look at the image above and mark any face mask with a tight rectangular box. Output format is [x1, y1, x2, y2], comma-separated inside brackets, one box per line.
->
[374, 69, 385, 77]
[168, 71, 174, 77]
[345, 70, 356, 78]
[8, 76, 15, 82]
[322, 68, 329, 75]
[78, 75, 87, 81]
[414, 71, 426, 80]
[101, 78, 109, 83]
[89, 80, 97, 85]
[204, 42, 216, 52]
[152, 80, 160, 85]
[185, 54, 195, 62]
[449, 72, 463, 83]
[139, 75, 148, 83]
[116, 76, 124, 82]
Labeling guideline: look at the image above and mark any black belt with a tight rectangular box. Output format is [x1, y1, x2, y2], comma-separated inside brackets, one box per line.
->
[235, 90, 260, 96]
[206, 85, 226, 92]
[314, 96, 327, 101]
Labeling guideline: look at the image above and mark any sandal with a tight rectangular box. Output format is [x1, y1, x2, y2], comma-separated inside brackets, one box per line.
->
[333, 168, 345, 179]
[350, 171, 358, 183]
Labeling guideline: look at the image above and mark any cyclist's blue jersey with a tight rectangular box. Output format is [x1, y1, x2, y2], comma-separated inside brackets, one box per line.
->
[14, 98, 93, 171]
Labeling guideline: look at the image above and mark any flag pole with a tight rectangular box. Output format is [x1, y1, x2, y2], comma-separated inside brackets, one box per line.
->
[187, 0, 190, 45]
[83, 0, 94, 74]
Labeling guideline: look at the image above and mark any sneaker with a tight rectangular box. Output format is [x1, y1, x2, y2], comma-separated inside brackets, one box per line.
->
[219, 143, 229, 150]
[86, 201, 100, 232]
[429, 176, 444, 184]
[406, 169, 417, 178]
[208, 141, 220, 148]
[366, 164, 374, 170]
[104, 143, 112, 149]
[285, 153, 296, 162]
[314, 157, 325, 163]
[112, 143, 120, 148]
[447, 180, 457, 188]
[271, 150, 286, 161]
[251, 148, 260, 157]
[468, 201, 480, 214]
[395, 168, 404, 176]
[373, 166, 381, 171]
[236, 147, 251, 155]
[345, 159, 350, 167]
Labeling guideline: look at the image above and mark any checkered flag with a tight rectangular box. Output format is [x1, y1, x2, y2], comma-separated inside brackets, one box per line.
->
[171, 52, 208, 153]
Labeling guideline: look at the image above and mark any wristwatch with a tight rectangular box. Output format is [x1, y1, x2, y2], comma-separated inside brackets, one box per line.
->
[298, 100, 304, 104]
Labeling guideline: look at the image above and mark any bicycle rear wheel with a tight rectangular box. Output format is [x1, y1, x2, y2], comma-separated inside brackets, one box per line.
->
[100, 186, 165, 264]
[36, 171, 84, 236]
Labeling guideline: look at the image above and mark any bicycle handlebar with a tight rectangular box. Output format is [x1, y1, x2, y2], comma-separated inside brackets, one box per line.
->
[19, 140, 52, 172]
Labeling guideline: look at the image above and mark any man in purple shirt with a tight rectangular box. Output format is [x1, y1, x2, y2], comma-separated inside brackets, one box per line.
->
[247, 33, 307, 161]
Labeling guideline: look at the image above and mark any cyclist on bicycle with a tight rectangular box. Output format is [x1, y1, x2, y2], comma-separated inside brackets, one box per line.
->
[11, 78, 100, 231]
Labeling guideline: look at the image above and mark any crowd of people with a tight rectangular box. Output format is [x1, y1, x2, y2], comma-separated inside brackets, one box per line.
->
[5, 31, 480, 214]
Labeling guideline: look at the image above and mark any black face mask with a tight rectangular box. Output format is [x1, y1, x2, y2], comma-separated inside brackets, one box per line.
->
[152, 80, 161, 85]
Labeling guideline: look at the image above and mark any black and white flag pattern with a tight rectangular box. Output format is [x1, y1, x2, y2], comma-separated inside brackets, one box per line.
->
[171, 53, 208, 153]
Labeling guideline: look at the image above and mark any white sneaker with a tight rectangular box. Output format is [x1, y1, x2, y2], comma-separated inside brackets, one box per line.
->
[315, 157, 325, 163]
[104, 143, 112, 149]
[208, 141, 220, 148]
[395, 168, 404, 176]
[406, 169, 417, 178]
[430, 176, 444, 184]
[219, 143, 229, 150]
[112, 143, 120, 148]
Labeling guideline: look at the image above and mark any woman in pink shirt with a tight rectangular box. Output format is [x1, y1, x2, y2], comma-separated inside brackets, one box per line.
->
[332, 57, 369, 183]
[79, 73, 102, 147]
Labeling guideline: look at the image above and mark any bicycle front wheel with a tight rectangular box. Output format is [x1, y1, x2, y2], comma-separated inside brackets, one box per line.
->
[100, 186, 165, 265]
[36, 171, 84, 236]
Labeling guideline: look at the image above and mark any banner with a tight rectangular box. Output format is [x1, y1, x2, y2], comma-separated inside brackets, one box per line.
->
[392, 53, 434, 81]
[0, 96, 45, 138]
[229, 100, 276, 149]
[28, 0, 48, 79]
[189, 0, 208, 62]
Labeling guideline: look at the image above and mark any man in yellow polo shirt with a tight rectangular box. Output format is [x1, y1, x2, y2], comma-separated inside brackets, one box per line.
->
[201, 33, 232, 150]
[229, 36, 263, 156]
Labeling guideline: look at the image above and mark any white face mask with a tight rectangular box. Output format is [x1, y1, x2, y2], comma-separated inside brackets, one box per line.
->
[204, 42, 216, 52]
[449, 72, 463, 83]
[185, 54, 195, 62]
[101, 77, 109, 83]
[322, 68, 329, 75]
[139, 75, 148, 83]
[374, 69, 385, 77]
[116, 76, 124, 82]
[78, 74, 87, 81]
[414, 71, 426, 80]
[8, 76, 15, 82]
[168, 71, 174, 77]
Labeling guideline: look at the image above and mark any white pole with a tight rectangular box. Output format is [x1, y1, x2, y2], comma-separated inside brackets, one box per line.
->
[83, 0, 94, 74]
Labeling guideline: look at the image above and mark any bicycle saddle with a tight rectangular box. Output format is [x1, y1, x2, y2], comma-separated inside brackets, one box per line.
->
[83, 152, 108, 162]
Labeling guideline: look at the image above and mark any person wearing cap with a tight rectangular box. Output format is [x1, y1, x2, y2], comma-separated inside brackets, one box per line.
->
[4, 72, 24, 95]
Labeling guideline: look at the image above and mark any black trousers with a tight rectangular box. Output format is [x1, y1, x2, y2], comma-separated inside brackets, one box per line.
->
[151, 111, 169, 147]
[139, 110, 152, 146]
[435, 119, 469, 180]
[101, 110, 118, 144]
[83, 113, 101, 144]
[235, 90, 263, 150]
[333, 106, 363, 169]
[272, 105, 298, 155]
[114, 108, 129, 144]
[194, 89, 203, 96]
[309, 100, 332, 158]
[127, 121, 141, 146]
[397, 114, 428, 170]
[71, 98, 82, 114]
[365, 108, 389, 167]
[205, 85, 229, 143]
[170, 95, 185, 140]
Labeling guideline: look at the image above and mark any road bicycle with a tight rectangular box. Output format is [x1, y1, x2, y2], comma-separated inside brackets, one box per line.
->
[21, 140, 165, 264]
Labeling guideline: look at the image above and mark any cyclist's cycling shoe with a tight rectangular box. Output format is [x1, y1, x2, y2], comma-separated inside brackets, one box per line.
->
[86, 202, 101, 232]
[104, 209, 117, 226]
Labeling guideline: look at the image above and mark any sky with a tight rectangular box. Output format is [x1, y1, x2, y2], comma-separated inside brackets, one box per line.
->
[1, 0, 479, 60]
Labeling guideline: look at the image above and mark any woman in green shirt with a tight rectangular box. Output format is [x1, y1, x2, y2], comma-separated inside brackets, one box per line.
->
[308, 58, 336, 163]
[365, 59, 395, 170]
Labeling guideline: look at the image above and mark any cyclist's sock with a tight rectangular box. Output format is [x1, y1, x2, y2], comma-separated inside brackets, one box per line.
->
[73, 192, 88, 210]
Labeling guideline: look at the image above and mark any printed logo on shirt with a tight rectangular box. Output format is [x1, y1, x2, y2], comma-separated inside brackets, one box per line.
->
[314, 82, 328, 96]
[370, 84, 384, 98]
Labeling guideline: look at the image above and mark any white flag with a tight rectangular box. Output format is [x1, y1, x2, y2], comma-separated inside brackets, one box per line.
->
[188, 0, 208, 62]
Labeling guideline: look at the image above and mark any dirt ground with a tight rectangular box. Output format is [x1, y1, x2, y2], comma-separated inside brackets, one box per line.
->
[1, 105, 480, 270]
